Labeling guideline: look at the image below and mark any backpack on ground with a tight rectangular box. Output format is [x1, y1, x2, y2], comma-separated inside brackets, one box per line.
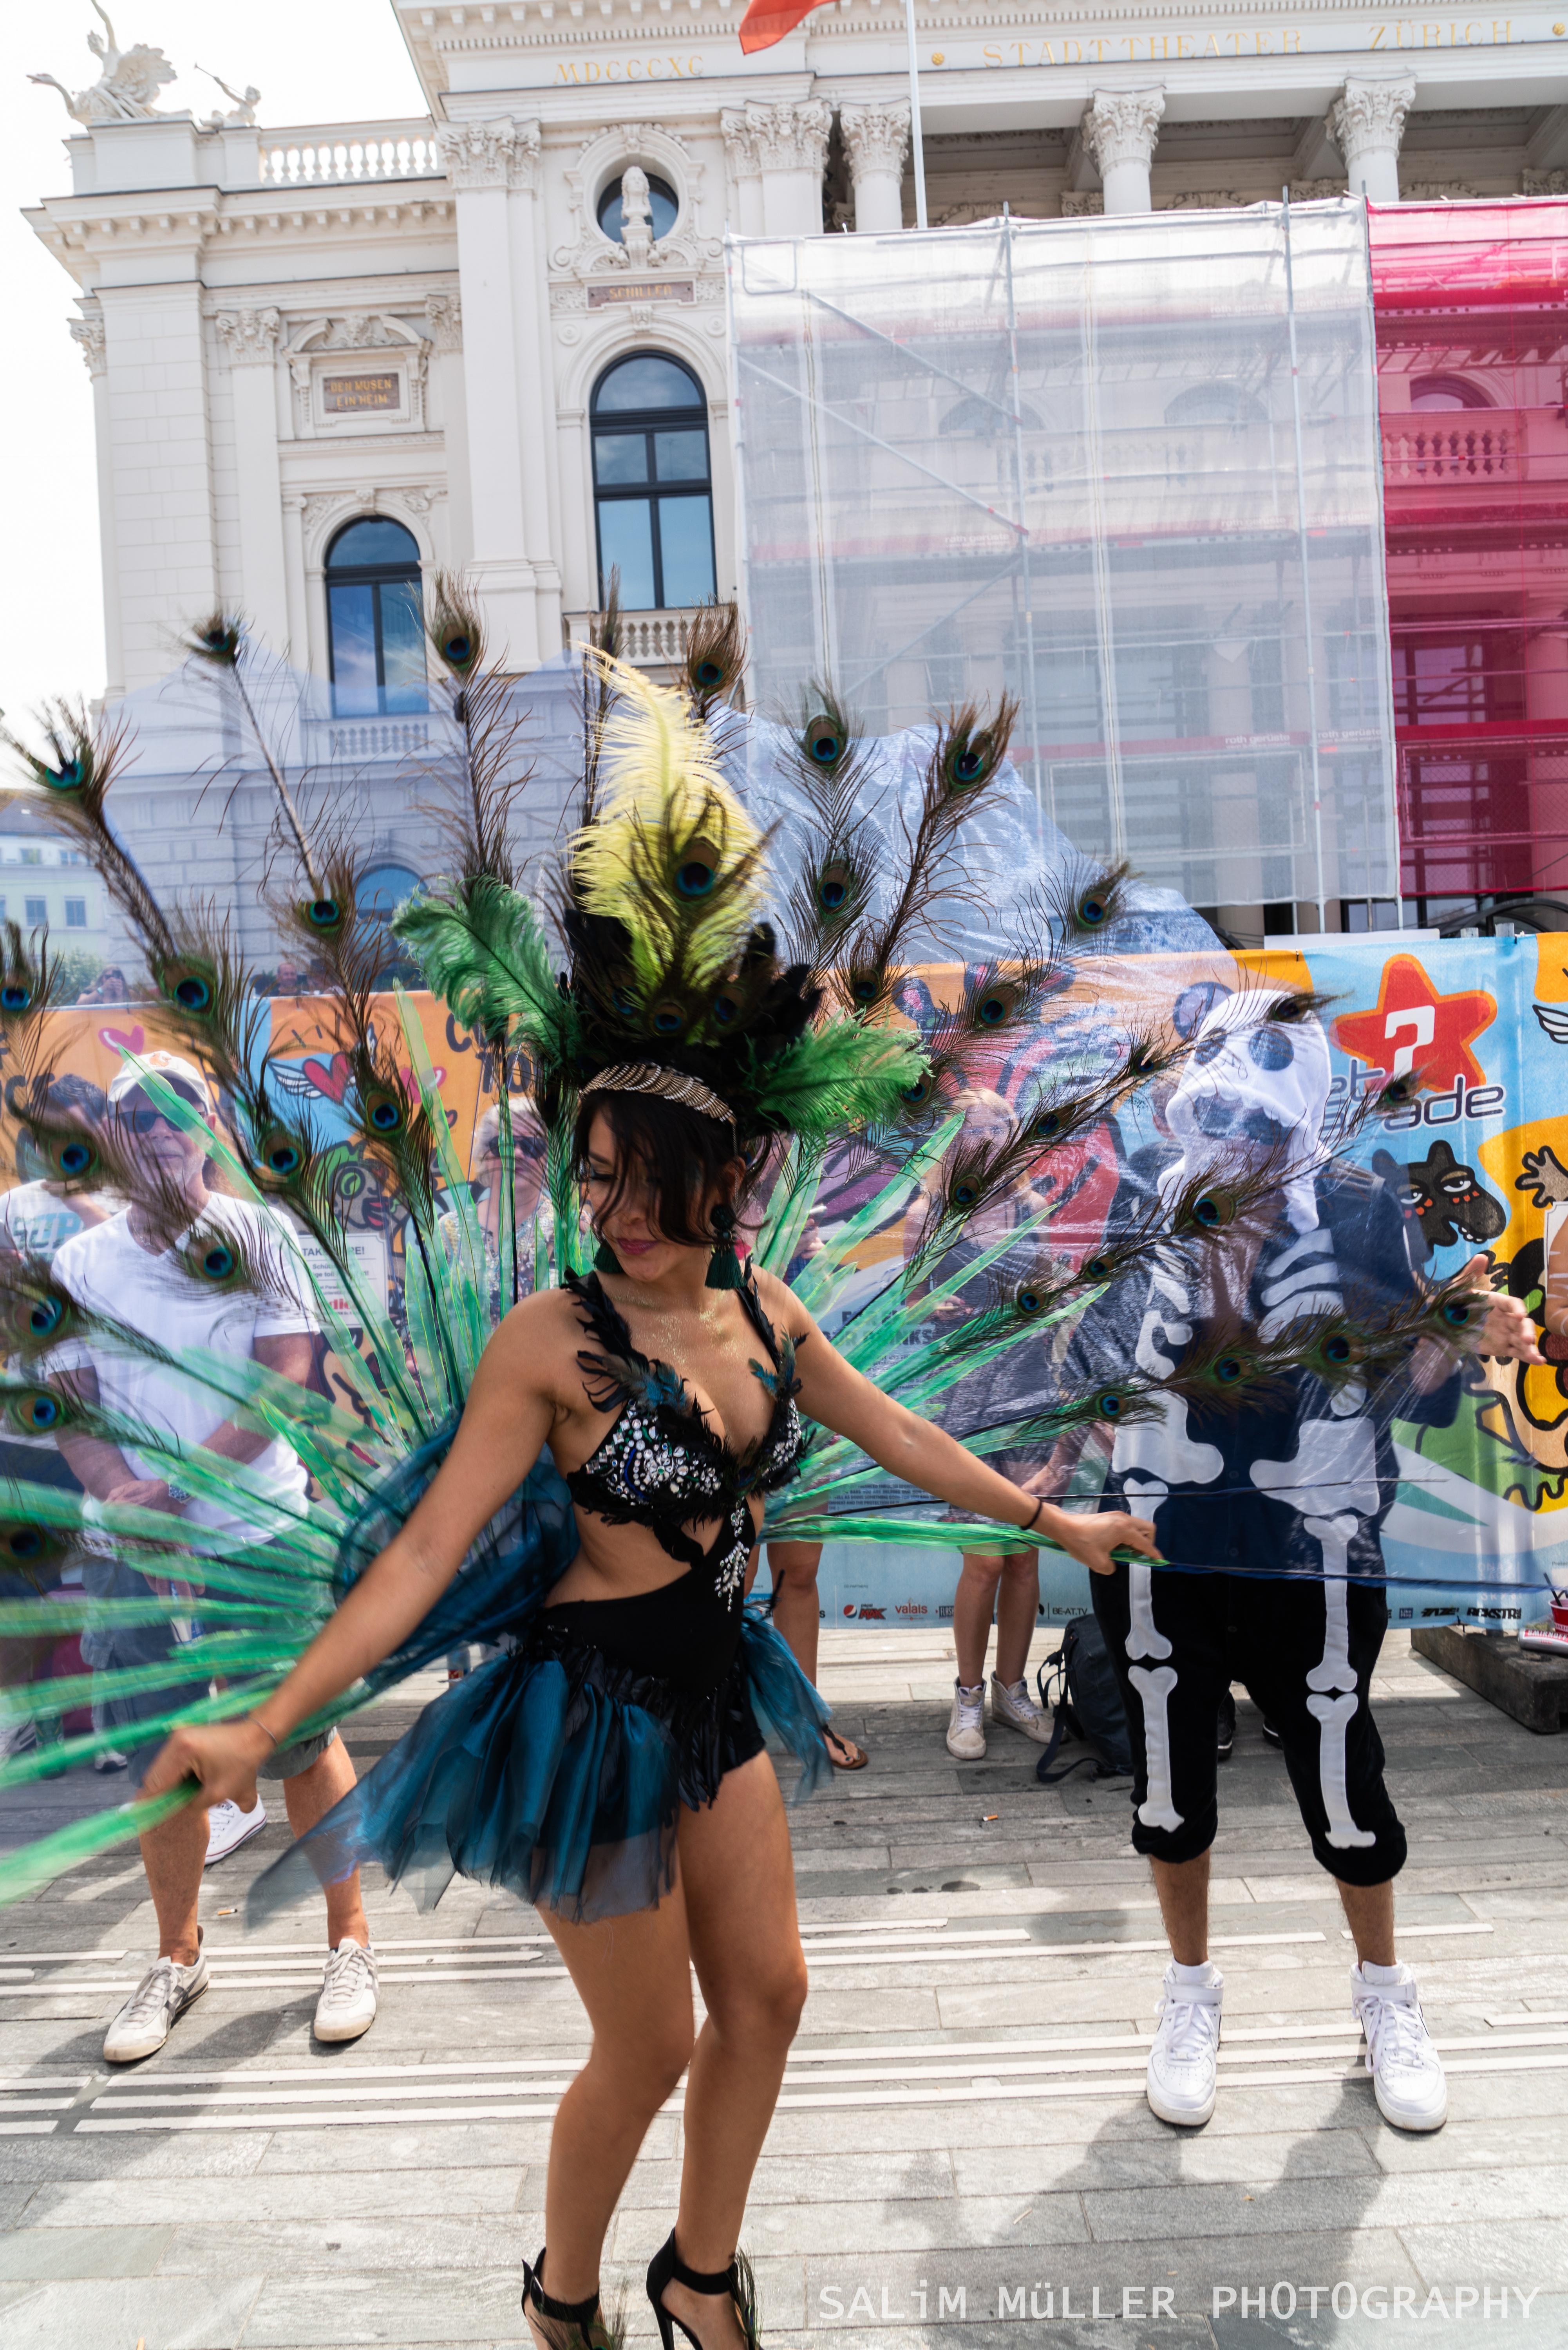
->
[1033, 1613, 1132, 1784]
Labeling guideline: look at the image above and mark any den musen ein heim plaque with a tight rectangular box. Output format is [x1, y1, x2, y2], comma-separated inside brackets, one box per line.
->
[322, 372, 401, 416]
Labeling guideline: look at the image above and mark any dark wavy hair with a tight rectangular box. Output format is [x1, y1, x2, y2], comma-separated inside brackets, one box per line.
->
[573, 1089, 764, 1249]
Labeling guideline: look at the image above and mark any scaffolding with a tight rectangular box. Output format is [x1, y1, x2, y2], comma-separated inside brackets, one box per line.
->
[729, 200, 1401, 922]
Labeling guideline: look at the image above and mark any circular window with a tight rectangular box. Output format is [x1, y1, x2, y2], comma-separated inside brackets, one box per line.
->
[597, 172, 678, 244]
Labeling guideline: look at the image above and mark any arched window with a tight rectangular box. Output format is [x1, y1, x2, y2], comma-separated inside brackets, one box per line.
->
[597, 173, 679, 244]
[591, 354, 715, 611]
[1410, 375, 1494, 411]
[326, 518, 427, 717]
[358, 862, 423, 922]
[1165, 382, 1268, 428]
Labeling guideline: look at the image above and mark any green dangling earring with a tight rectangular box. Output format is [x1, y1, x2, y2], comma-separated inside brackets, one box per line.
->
[705, 1202, 744, 1291]
[594, 1237, 622, 1274]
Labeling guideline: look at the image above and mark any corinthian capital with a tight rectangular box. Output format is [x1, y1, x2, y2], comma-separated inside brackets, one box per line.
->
[1328, 75, 1417, 164]
[839, 103, 910, 183]
[744, 98, 832, 175]
[69, 306, 106, 378]
[437, 116, 543, 192]
[720, 108, 761, 181]
[425, 290, 463, 352]
[1082, 87, 1166, 179]
[214, 306, 282, 366]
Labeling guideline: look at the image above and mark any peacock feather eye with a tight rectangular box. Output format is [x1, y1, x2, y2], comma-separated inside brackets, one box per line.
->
[1442, 1298, 1472, 1328]
[1031, 1110, 1063, 1141]
[711, 992, 740, 1027]
[817, 861, 852, 914]
[944, 728, 998, 792]
[45, 759, 85, 792]
[650, 1003, 685, 1037]
[849, 975, 879, 1007]
[27, 1296, 65, 1338]
[901, 1073, 933, 1106]
[675, 860, 716, 900]
[951, 1180, 978, 1209]
[1192, 1194, 1222, 1227]
[19, 1392, 60, 1433]
[1015, 1284, 1044, 1317]
[1097, 1390, 1125, 1419]
[694, 658, 725, 689]
[197, 1242, 237, 1282]
[1214, 1355, 1244, 1384]
[53, 1139, 96, 1181]
[442, 632, 473, 667]
[304, 897, 345, 934]
[1323, 1333, 1352, 1363]
[5, 1528, 43, 1560]
[1078, 892, 1108, 928]
[803, 715, 844, 767]
[1381, 1073, 1418, 1106]
[364, 1092, 404, 1137]
[191, 616, 242, 664]
[1, 983, 32, 1013]
[977, 989, 1013, 1027]
[260, 1132, 303, 1180]
[1082, 1255, 1109, 1281]
[161, 960, 216, 1016]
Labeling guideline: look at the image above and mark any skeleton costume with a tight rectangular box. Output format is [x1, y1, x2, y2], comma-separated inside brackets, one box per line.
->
[1094, 997, 1460, 1880]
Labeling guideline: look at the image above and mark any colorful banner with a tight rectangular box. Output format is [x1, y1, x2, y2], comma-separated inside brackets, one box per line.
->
[810, 934, 1568, 1635]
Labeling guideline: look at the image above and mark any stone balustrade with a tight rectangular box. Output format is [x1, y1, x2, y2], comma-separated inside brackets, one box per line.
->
[257, 123, 444, 188]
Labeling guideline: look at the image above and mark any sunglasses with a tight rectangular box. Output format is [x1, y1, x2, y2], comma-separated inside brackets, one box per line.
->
[120, 1079, 205, 1136]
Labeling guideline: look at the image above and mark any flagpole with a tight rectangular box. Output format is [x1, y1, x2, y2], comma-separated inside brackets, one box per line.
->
[903, 0, 928, 229]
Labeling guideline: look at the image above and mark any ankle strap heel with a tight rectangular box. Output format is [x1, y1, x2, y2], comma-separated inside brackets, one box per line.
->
[645, 2229, 760, 2350]
[523, 2247, 617, 2350]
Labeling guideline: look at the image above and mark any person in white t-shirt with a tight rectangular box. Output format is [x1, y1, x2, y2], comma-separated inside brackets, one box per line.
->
[49, 1052, 379, 2059]
[0, 1075, 115, 1763]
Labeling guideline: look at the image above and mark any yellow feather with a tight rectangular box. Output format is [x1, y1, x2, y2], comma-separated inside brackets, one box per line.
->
[570, 649, 764, 990]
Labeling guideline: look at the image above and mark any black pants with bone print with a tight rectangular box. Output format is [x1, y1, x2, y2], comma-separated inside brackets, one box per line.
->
[1090, 1562, 1406, 1886]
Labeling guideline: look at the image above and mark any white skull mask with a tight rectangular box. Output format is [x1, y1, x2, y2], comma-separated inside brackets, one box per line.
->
[1161, 996, 1332, 1236]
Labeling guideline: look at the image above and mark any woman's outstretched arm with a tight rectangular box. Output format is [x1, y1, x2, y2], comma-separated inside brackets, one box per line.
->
[140, 1294, 566, 1808]
[768, 1271, 1159, 1578]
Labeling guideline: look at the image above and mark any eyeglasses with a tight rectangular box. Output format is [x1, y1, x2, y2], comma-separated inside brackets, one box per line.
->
[120, 1080, 205, 1137]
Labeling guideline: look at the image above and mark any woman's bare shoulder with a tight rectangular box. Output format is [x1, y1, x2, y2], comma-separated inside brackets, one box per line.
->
[750, 1261, 814, 1344]
[480, 1285, 588, 1390]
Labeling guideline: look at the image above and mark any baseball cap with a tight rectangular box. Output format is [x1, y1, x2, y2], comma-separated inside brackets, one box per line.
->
[107, 1051, 215, 1112]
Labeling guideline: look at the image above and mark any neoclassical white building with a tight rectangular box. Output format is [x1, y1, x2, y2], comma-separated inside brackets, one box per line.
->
[27, 2, 1568, 736]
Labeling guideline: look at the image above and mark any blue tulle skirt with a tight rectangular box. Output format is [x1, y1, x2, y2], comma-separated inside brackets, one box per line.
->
[246, 1439, 833, 1925]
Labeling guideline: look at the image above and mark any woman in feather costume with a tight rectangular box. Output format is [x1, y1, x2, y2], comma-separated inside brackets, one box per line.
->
[0, 592, 1460, 2348]
[0, 598, 1162, 2350]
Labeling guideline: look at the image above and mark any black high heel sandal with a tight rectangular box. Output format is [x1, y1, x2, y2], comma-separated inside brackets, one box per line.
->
[522, 2246, 622, 2350]
[646, 2230, 760, 2350]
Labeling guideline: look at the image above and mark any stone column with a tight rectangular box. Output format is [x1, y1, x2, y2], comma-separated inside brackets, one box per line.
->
[1081, 88, 1165, 214]
[69, 302, 124, 704]
[720, 110, 765, 237]
[425, 293, 472, 570]
[747, 100, 832, 238]
[840, 103, 910, 234]
[1327, 76, 1416, 203]
[439, 117, 548, 671]
[214, 306, 289, 654]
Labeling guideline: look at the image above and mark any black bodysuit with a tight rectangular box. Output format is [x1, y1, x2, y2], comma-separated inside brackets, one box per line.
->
[523, 1269, 805, 1799]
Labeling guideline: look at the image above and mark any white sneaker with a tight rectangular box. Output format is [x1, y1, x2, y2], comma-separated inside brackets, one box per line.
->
[314, 1937, 379, 2043]
[204, 1796, 267, 1865]
[946, 1680, 987, 1760]
[1146, 1962, 1223, 2127]
[94, 1748, 130, 1774]
[991, 1673, 1051, 1744]
[103, 1930, 209, 2063]
[0, 1721, 38, 1762]
[1353, 1961, 1448, 2131]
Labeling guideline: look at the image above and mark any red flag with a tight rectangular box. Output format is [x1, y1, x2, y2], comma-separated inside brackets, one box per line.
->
[737, 0, 825, 52]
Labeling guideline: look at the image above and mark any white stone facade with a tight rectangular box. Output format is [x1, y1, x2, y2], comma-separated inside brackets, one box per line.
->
[26, 5, 1568, 713]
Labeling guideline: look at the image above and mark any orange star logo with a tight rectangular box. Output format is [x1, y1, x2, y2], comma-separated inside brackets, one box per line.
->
[1334, 954, 1495, 1090]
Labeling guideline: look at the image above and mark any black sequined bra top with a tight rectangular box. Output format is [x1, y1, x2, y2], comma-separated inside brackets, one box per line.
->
[562, 1269, 804, 1607]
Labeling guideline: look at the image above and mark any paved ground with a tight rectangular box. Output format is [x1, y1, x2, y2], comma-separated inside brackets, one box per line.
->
[2, 1626, 1567, 2350]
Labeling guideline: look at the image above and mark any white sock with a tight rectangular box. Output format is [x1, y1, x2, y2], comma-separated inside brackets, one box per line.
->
[1359, 1958, 1405, 1985]
[956, 1681, 983, 1699]
[1171, 1958, 1220, 1988]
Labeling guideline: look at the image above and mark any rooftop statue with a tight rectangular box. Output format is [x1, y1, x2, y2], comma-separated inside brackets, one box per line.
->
[198, 67, 260, 130]
[28, 2, 177, 127]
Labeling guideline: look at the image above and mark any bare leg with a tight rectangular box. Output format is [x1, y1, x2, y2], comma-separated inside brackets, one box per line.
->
[1150, 1851, 1211, 1966]
[1337, 1876, 1396, 1967]
[140, 1800, 208, 1967]
[766, 1543, 821, 1681]
[667, 1747, 808, 2348]
[280, 1737, 369, 1950]
[769, 1543, 861, 1767]
[532, 1885, 697, 2313]
[993, 1552, 1042, 1689]
[953, 1552, 1004, 1688]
